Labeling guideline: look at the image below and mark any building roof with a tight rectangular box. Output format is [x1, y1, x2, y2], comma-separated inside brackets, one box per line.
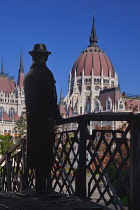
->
[71, 46, 115, 78]
[2, 112, 11, 121]
[123, 96, 140, 112]
[59, 89, 66, 117]
[67, 105, 74, 117]
[0, 76, 15, 93]
[13, 113, 20, 121]
[99, 88, 122, 111]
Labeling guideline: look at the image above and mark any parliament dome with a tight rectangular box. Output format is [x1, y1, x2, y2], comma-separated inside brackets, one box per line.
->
[71, 16, 115, 79]
[64, 15, 118, 116]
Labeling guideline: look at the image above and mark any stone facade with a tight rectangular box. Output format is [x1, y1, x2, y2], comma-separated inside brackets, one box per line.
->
[60, 16, 140, 122]
[0, 53, 25, 136]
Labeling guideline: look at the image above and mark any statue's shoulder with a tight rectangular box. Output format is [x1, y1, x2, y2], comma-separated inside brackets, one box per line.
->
[45, 67, 56, 83]
[24, 68, 34, 81]
[24, 65, 56, 84]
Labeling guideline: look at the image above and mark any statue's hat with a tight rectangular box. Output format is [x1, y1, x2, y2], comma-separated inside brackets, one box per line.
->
[29, 44, 51, 56]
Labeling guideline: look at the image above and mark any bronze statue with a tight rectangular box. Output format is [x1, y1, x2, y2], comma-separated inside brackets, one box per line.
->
[24, 44, 61, 194]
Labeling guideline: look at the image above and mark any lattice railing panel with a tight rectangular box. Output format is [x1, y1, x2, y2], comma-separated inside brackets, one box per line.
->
[11, 152, 23, 191]
[0, 165, 7, 191]
[86, 124, 130, 209]
[0, 113, 138, 209]
[52, 129, 79, 194]
[28, 169, 35, 188]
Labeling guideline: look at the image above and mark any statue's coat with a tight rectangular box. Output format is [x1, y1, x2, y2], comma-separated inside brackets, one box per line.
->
[24, 62, 60, 169]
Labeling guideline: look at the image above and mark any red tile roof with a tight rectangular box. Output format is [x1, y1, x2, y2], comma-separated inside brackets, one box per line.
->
[67, 105, 73, 117]
[99, 88, 122, 110]
[71, 46, 115, 78]
[0, 76, 15, 93]
[2, 112, 11, 121]
[59, 104, 66, 117]
[13, 113, 20, 121]
[124, 97, 140, 111]
[17, 72, 24, 88]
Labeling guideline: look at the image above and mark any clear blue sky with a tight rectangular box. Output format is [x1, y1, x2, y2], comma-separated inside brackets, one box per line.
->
[0, 0, 140, 99]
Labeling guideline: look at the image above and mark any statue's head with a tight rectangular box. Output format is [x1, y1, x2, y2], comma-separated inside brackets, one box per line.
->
[29, 44, 51, 61]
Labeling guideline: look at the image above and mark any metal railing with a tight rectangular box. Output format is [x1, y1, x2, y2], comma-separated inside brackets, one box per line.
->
[0, 112, 140, 210]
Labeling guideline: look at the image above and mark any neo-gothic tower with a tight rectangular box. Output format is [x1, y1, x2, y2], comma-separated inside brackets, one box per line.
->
[64, 15, 118, 115]
[0, 51, 25, 136]
[17, 50, 25, 117]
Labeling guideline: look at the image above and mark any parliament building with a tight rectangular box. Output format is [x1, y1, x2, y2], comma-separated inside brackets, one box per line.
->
[0, 16, 140, 136]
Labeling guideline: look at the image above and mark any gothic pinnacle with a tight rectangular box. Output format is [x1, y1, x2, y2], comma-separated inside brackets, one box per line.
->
[89, 12, 98, 46]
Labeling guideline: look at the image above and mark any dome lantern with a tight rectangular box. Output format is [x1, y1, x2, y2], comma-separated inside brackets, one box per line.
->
[89, 12, 98, 47]
[71, 15, 116, 79]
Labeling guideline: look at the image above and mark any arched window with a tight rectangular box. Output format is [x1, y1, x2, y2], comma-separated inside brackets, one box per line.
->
[4, 130, 7, 135]
[80, 106, 82, 114]
[95, 86, 100, 91]
[119, 101, 123, 109]
[0, 107, 4, 117]
[86, 86, 91, 90]
[106, 98, 112, 110]
[85, 97, 91, 113]
[9, 108, 15, 118]
[94, 100, 100, 112]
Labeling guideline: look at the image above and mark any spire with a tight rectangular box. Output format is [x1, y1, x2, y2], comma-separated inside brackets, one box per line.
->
[1, 58, 4, 75]
[59, 88, 63, 105]
[59, 88, 66, 117]
[17, 48, 24, 88]
[19, 48, 24, 73]
[89, 12, 98, 46]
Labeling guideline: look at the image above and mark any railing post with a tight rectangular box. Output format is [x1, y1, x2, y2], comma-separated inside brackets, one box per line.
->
[130, 114, 140, 210]
[6, 152, 12, 191]
[75, 116, 87, 198]
[20, 138, 28, 191]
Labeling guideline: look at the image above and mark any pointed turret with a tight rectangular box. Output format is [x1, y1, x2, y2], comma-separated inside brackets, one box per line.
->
[17, 49, 24, 88]
[1, 58, 4, 75]
[59, 88, 63, 105]
[59, 88, 66, 117]
[19, 49, 24, 73]
[67, 105, 74, 117]
[89, 12, 98, 46]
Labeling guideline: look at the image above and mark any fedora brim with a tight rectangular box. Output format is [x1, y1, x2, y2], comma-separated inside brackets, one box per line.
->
[29, 51, 51, 56]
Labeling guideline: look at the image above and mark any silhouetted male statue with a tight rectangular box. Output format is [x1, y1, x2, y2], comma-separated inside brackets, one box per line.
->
[24, 44, 61, 194]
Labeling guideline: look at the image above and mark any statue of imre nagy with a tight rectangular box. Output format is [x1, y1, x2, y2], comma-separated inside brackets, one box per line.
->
[24, 44, 61, 194]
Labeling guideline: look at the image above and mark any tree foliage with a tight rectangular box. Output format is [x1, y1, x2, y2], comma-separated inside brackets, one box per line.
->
[14, 112, 27, 138]
[0, 134, 14, 155]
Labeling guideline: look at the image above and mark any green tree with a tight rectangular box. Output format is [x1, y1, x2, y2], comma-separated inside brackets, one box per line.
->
[0, 134, 14, 155]
[14, 111, 27, 139]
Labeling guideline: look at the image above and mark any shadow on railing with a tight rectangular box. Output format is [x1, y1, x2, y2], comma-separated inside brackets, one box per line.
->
[0, 112, 140, 210]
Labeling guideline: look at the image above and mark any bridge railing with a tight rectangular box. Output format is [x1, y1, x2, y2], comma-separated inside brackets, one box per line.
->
[0, 112, 140, 210]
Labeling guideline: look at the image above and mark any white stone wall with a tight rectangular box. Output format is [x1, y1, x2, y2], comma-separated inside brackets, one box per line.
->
[64, 72, 118, 115]
[0, 86, 25, 136]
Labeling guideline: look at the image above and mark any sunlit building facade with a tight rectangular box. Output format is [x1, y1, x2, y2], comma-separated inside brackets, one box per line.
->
[0, 53, 25, 136]
[0, 16, 140, 136]
[60, 16, 140, 130]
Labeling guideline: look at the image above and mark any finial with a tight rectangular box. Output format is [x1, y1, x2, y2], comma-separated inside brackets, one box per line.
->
[17, 47, 24, 87]
[1, 57, 4, 75]
[89, 12, 98, 46]
[59, 88, 64, 105]
[60, 88, 63, 100]
[19, 48, 24, 73]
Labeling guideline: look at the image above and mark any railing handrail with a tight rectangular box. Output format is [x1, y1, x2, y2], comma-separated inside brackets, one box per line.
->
[56, 112, 135, 125]
[0, 138, 24, 165]
[0, 111, 140, 209]
[0, 112, 135, 165]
